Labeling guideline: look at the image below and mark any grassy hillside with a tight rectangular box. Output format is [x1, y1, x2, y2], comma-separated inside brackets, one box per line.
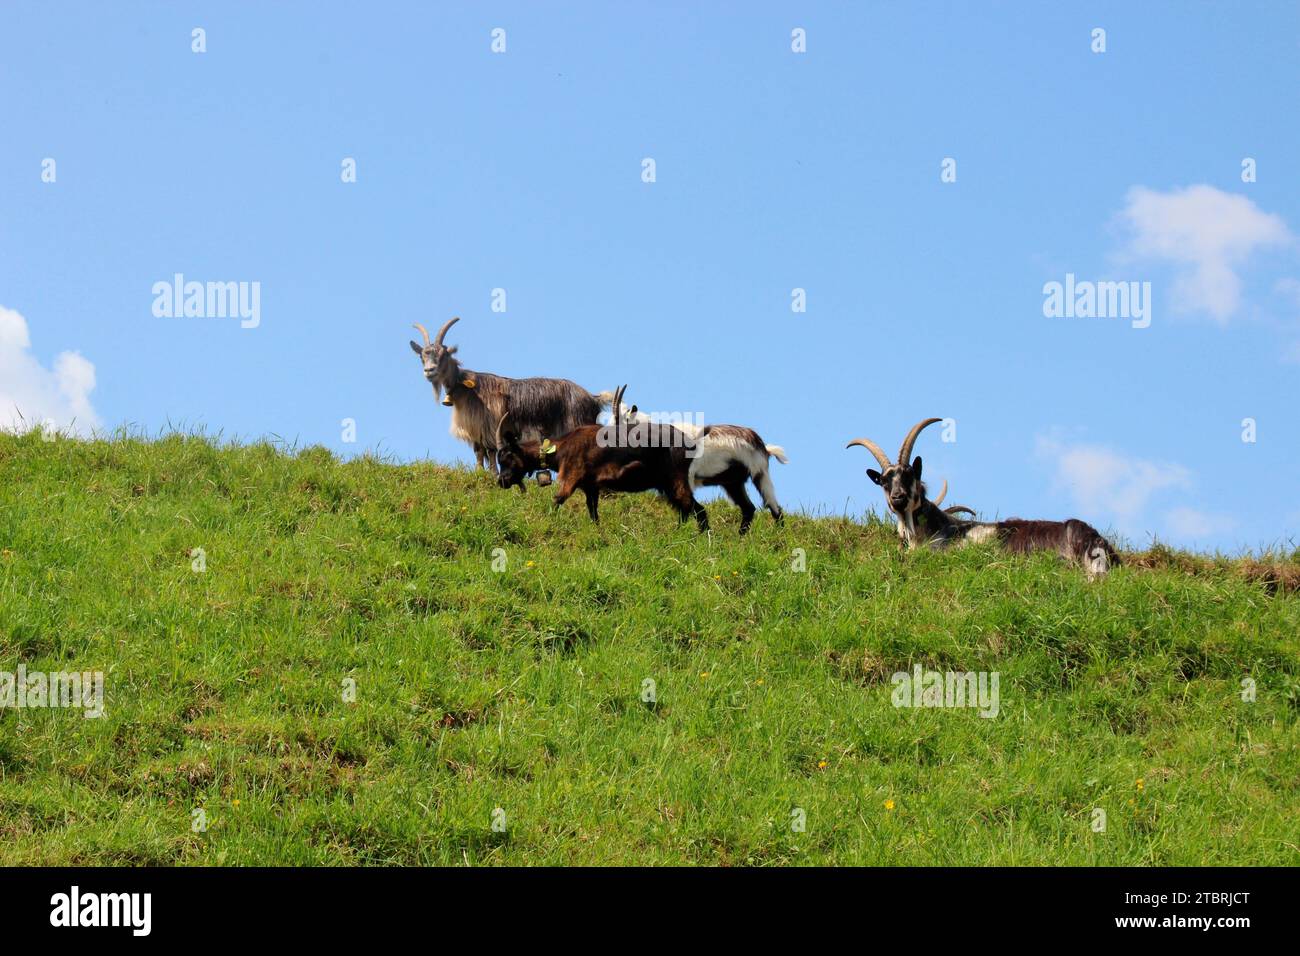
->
[1, 430, 1297, 866]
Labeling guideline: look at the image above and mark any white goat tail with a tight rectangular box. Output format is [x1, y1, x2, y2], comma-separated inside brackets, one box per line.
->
[765, 444, 788, 464]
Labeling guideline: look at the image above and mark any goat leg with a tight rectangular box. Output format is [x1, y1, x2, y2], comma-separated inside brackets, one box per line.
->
[723, 481, 756, 535]
[668, 474, 708, 532]
[754, 470, 783, 522]
[552, 474, 577, 511]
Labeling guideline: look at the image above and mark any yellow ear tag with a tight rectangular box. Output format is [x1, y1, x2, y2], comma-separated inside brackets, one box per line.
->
[462, 378, 476, 388]
[540, 439, 556, 456]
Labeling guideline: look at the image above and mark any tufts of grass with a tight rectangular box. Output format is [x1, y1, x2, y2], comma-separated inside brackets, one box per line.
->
[0, 429, 1297, 865]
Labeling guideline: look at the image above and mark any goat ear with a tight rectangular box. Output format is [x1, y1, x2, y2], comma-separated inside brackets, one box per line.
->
[912, 456, 923, 480]
[409, 340, 423, 355]
[866, 469, 883, 486]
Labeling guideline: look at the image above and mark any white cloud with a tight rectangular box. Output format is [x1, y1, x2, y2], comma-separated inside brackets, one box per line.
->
[1164, 507, 1237, 540]
[1036, 432, 1248, 547]
[0, 305, 101, 436]
[1035, 432, 1191, 534]
[1116, 184, 1293, 322]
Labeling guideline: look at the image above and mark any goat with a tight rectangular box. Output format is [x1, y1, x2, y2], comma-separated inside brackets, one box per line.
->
[495, 386, 709, 530]
[847, 417, 1120, 577]
[681, 424, 786, 533]
[409, 317, 613, 472]
[599, 405, 791, 533]
[611, 408, 787, 534]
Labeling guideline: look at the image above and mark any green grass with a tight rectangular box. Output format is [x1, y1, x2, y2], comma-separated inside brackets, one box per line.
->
[1, 429, 1297, 865]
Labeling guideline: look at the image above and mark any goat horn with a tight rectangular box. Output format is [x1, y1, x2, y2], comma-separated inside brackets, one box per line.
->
[495, 411, 511, 448]
[433, 316, 460, 349]
[412, 323, 431, 347]
[612, 385, 627, 429]
[898, 417, 943, 466]
[933, 478, 947, 506]
[845, 437, 891, 470]
[945, 505, 976, 517]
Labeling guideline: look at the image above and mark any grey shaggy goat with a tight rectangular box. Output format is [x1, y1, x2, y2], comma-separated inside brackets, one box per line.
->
[410, 317, 613, 471]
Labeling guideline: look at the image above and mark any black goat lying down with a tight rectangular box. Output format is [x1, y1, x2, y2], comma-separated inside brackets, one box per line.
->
[847, 417, 1120, 577]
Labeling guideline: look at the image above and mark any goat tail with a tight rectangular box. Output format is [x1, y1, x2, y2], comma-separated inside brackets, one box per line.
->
[765, 444, 789, 464]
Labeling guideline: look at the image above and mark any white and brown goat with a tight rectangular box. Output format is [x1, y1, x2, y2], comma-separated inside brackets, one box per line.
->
[620, 407, 787, 534]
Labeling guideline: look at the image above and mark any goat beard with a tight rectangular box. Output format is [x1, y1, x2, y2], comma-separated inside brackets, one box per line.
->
[890, 496, 926, 544]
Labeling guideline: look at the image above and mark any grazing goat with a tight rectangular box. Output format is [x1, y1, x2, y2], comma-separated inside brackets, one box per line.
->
[409, 317, 613, 472]
[495, 386, 709, 530]
[847, 418, 1120, 577]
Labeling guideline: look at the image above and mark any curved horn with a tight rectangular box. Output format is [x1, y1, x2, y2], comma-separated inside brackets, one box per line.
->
[945, 505, 976, 517]
[495, 411, 512, 448]
[933, 478, 948, 506]
[412, 323, 431, 347]
[845, 437, 891, 470]
[433, 316, 461, 349]
[611, 385, 627, 429]
[898, 417, 943, 466]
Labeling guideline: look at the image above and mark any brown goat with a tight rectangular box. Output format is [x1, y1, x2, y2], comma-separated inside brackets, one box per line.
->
[495, 386, 708, 530]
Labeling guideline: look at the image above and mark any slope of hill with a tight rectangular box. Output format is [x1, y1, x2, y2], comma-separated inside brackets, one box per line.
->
[1, 431, 1297, 865]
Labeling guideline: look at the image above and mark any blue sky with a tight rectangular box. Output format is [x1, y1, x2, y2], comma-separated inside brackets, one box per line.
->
[2, 2, 1298, 553]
